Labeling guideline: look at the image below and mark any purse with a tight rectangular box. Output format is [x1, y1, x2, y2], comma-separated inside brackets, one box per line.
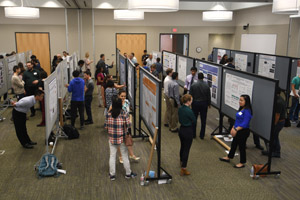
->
[125, 134, 133, 146]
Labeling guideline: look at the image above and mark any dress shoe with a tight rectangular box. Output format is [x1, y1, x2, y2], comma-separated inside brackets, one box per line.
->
[255, 145, 264, 150]
[29, 141, 37, 145]
[180, 168, 191, 176]
[164, 124, 169, 127]
[261, 150, 269, 156]
[199, 136, 204, 140]
[219, 157, 230, 162]
[23, 144, 34, 149]
[30, 113, 35, 117]
[234, 164, 245, 168]
[85, 121, 93, 125]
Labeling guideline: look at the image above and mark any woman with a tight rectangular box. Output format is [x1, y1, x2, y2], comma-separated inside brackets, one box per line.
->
[102, 75, 125, 108]
[105, 80, 118, 109]
[219, 54, 228, 65]
[11, 65, 25, 101]
[178, 94, 196, 176]
[96, 67, 105, 107]
[219, 95, 252, 168]
[105, 97, 137, 181]
[84, 52, 93, 71]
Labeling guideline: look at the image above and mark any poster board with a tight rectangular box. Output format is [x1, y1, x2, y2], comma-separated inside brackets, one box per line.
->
[26, 50, 32, 62]
[116, 49, 120, 78]
[213, 48, 230, 64]
[55, 64, 62, 98]
[45, 70, 58, 139]
[152, 51, 162, 64]
[5, 55, 17, 89]
[119, 55, 126, 85]
[61, 60, 68, 98]
[127, 59, 135, 109]
[16, 52, 26, 66]
[195, 60, 222, 109]
[176, 55, 194, 87]
[230, 50, 255, 73]
[162, 51, 176, 72]
[255, 54, 291, 91]
[0, 59, 8, 96]
[139, 67, 161, 137]
[221, 67, 278, 141]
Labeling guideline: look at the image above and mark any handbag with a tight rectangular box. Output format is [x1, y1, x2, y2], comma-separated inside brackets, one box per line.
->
[125, 134, 133, 146]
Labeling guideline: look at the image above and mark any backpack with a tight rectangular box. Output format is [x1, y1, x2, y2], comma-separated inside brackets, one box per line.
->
[63, 124, 80, 139]
[36, 154, 59, 178]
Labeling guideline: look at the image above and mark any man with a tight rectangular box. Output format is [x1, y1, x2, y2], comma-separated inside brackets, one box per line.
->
[95, 54, 114, 76]
[66, 70, 85, 129]
[11, 65, 25, 101]
[163, 68, 173, 127]
[84, 71, 94, 125]
[289, 74, 300, 123]
[190, 73, 211, 139]
[11, 90, 44, 149]
[77, 60, 85, 78]
[23, 61, 40, 117]
[155, 57, 163, 80]
[208, 51, 213, 62]
[32, 59, 42, 71]
[142, 50, 149, 62]
[150, 64, 159, 78]
[130, 53, 137, 64]
[142, 61, 150, 72]
[168, 72, 180, 132]
[262, 88, 286, 158]
[146, 54, 153, 68]
[184, 66, 198, 94]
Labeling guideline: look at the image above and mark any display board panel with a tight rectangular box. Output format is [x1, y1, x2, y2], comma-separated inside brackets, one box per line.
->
[55, 64, 62, 98]
[255, 54, 290, 91]
[61, 60, 68, 98]
[139, 67, 161, 137]
[0, 59, 8, 96]
[45, 70, 58, 139]
[17, 52, 26, 66]
[5, 55, 17, 89]
[230, 50, 255, 73]
[116, 49, 120, 78]
[162, 51, 176, 72]
[213, 48, 231, 64]
[176, 55, 194, 87]
[221, 67, 278, 141]
[195, 60, 222, 109]
[26, 50, 32, 62]
[127, 59, 135, 109]
[290, 59, 299, 91]
[119, 55, 126, 85]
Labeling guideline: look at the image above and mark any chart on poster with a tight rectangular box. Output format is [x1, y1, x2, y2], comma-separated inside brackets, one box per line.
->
[224, 73, 253, 110]
[163, 51, 176, 71]
[258, 55, 276, 78]
[235, 53, 248, 71]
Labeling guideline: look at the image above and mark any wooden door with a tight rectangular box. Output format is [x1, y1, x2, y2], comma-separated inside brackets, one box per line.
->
[15, 33, 51, 75]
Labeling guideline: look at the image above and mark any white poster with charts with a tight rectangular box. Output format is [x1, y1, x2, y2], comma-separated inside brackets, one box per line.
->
[178, 56, 187, 83]
[235, 53, 248, 71]
[163, 52, 176, 71]
[258, 55, 276, 79]
[225, 73, 253, 110]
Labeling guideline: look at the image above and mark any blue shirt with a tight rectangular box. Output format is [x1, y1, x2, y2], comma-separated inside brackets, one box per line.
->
[155, 62, 163, 74]
[68, 77, 85, 101]
[143, 66, 150, 72]
[234, 109, 252, 129]
[15, 95, 36, 113]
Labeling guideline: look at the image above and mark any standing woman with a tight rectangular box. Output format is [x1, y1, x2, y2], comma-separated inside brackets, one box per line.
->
[84, 52, 93, 72]
[219, 95, 253, 168]
[178, 94, 196, 176]
[219, 54, 228, 65]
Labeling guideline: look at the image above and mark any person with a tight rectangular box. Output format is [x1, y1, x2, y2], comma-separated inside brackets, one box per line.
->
[36, 71, 48, 127]
[84, 71, 94, 125]
[163, 68, 173, 127]
[66, 70, 85, 129]
[178, 94, 196, 176]
[105, 80, 118, 109]
[150, 64, 159, 78]
[184, 66, 198, 94]
[155, 57, 163, 80]
[84, 52, 93, 72]
[129, 53, 137, 64]
[123, 53, 128, 58]
[32, 59, 42, 71]
[190, 72, 211, 139]
[11, 65, 25, 101]
[77, 60, 85, 78]
[95, 54, 114, 76]
[51, 55, 58, 72]
[23, 61, 41, 117]
[289, 74, 300, 123]
[219, 95, 252, 168]
[62, 51, 68, 60]
[30, 55, 40, 65]
[142, 61, 150, 72]
[102, 75, 125, 108]
[96, 67, 105, 107]
[208, 51, 213, 62]
[11, 90, 44, 149]
[142, 50, 149, 62]
[168, 72, 180, 132]
[262, 88, 286, 158]
[105, 97, 137, 181]
[219, 54, 228, 65]
[225, 57, 235, 69]
[146, 54, 153, 67]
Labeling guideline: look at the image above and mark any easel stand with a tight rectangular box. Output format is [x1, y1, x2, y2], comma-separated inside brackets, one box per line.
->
[210, 112, 229, 136]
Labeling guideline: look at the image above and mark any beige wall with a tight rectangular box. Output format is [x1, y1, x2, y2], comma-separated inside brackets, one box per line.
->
[208, 34, 235, 54]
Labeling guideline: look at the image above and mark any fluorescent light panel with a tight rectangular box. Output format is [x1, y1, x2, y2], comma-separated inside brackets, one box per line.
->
[114, 10, 144, 20]
[203, 11, 233, 21]
[128, 0, 179, 12]
[5, 7, 40, 19]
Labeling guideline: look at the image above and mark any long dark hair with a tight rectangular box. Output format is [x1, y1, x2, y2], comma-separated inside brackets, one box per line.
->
[239, 94, 252, 114]
[111, 97, 122, 118]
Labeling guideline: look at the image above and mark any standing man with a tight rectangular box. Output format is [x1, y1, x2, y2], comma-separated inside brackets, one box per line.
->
[163, 68, 173, 127]
[190, 73, 211, 139]
[96, 54, 114, 76]
[77, 60, 85, 78]
[66, 70, 85, 130]
[184, 67, 198, 94]
[289, 74, 300, 123]
[146, 54, 153, 68]
[155, 57, 163, 80]
[11, 90, 44, 149]
[84, 71, 94, 125]
[168, 72, 180, 132]
[129, 53, 137, 64]
[142, 50, 149, 62]
[23, 61, 40, 117]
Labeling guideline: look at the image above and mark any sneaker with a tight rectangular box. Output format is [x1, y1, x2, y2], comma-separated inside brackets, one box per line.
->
[125, 172, 137, 179]
[119, 157, 123, 164]
[290, 120, 297, 124]
[129, 155, 140, 161]
[109, 174, 116, 181]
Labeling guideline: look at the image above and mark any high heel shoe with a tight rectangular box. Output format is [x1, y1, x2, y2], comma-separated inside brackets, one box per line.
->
[129, 155, 140, 161]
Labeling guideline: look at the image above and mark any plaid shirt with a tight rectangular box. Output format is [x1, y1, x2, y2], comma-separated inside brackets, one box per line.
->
[105, 110, 131, 145]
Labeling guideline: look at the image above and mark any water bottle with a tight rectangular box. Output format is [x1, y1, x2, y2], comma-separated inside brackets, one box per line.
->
[250, 166, 254, 178]
[140, 172, 145, 186]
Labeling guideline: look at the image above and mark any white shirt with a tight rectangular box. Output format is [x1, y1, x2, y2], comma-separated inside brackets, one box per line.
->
[131, 57, 137, 64]
[146, 58, 153, 67]
[164, 75, 172, 96]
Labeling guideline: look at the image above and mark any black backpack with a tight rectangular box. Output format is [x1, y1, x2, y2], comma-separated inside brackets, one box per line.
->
[63, 124, 80, 139]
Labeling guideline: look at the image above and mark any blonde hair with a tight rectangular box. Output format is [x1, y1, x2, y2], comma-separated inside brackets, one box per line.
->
[85, 52, 89, 58]
[181, 94, 192, 104]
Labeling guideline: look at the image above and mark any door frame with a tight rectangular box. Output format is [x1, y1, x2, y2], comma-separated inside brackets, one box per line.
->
[159, 33, 190, 56]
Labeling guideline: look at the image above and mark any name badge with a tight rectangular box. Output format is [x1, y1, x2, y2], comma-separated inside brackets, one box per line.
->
[238, 112, 243, 116]
[194, 80, 197, 83]
[34, 72, 37, 75]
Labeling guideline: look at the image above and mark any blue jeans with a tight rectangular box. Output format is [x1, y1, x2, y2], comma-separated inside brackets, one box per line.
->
[289, 96, 299, 121]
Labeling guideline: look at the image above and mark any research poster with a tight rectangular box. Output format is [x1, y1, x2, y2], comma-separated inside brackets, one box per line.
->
[17, 52, 26, 66]
[120, 58, 126, 85]
[142, 74, 157, 134]
[56, 64, 62, 98]
[27, 50, 32, 61]
[235, 53, 248, 71]
[128, 64, 133, 100]
[258, 55, 276, 78]
[49, 78, 58, 124]
[217, 49, 226, 64]
[225, 73, 254, 110]
[7, 55, 17, 77]
[0, 60, 4, 89]
[178, 56, 187, 83]
[163, 52, 176, 71]
[198, 62, 219, 105]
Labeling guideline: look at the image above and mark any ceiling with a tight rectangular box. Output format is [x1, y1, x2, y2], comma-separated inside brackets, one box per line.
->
[0, 0, 273, 10]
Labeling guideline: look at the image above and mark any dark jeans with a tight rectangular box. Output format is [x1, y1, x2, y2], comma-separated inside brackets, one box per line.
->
[71, 101, 84, 127]
[228, 129, 250, 164]
[289, 96, 300, 121]
[179, 126, 193, 168]
[253, 134, 261, 146]
[85, 95, 93, 122]
[192, 101, 208, 138]
[12, 109, 32, 146]
[272, 121, 285, 156]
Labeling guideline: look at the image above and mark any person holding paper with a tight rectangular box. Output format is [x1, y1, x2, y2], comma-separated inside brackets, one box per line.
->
[289, 74, 300, 123]
[219, 95, 252, 168]
[184, 67, 198, 94]
[168, 72, 180, 132]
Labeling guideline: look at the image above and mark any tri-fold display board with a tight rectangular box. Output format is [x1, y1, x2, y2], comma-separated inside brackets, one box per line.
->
[176, 54, 194, 87]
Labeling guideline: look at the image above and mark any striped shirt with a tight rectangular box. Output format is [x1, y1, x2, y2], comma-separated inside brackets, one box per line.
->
[105, 110, 131, 145]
